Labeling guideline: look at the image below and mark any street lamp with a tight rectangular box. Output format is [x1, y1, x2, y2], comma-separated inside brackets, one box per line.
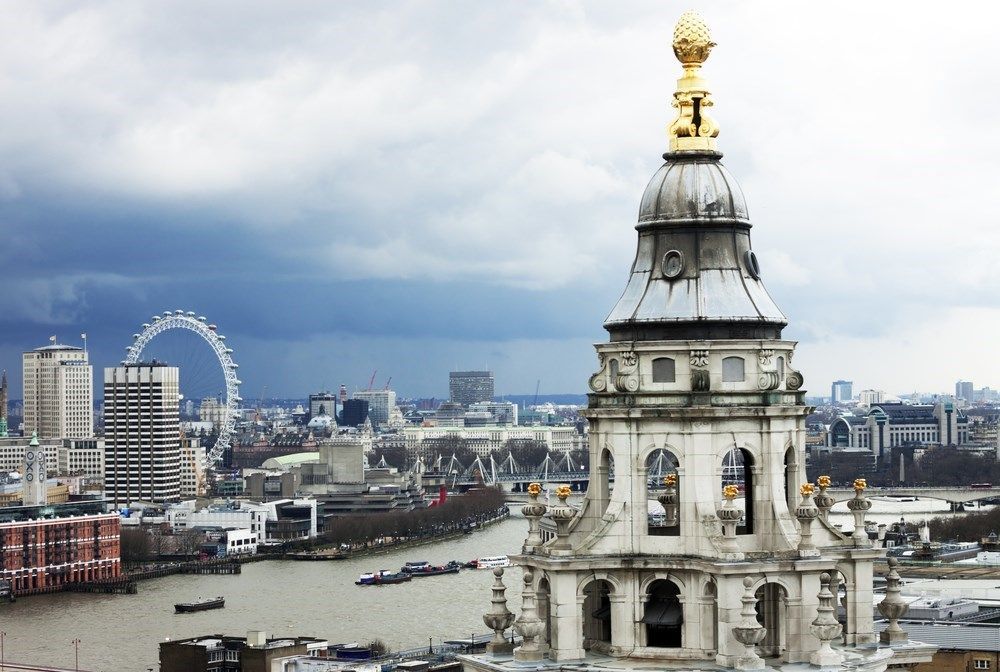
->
[71, 638, 81, 672]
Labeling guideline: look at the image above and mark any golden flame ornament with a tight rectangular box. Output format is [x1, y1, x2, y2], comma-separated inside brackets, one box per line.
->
[667, 11, 720, 152]
[799, 483, 815, 497]
[527, 482, 542, 497]
[853, 478, 868, 492]
[817, 475, 832, 489]
[664, 473, 677, 487]
[723, 484, 740, 500]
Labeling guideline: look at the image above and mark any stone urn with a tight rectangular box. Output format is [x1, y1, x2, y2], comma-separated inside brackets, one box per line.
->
[548, 485, 575, 553]
[795, 483, 819, 556]
[813, 475, 836, 521]
[716, 485, 743, 556]
[732, 577, 766, 670]
[878, 557, 910, 644]
[846, 478, 873, 546]
[513, 570, 546, 661]
[521, 483, 547, 553]
[483, 568, 515, 654]
[657, 473, 678, 527]
[810, 572, 844, 666]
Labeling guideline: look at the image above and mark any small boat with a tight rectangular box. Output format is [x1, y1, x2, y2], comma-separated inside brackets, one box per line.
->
[175, 596, 225, 613]
[355, 570, 413, 586]
[470, 555, 510, 569]
[401, 561, 431, 573]
[404, 560, 462, 577]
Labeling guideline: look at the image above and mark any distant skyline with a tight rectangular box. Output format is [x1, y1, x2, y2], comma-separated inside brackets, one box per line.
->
[3, 2, 1000, 398]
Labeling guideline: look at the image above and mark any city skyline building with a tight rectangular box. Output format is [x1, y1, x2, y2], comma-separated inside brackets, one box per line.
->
[956, 380, 974, 402]
[0, 370, 7, 436]
[103, 362, 182, 506]
[308, 391, 337, 420]
[352, 389, 396, 429]
[830, 379, 853, 404]
[449, 370, 495, 407]
[22, 342, 94, 439]
[339, 398, 369, 428]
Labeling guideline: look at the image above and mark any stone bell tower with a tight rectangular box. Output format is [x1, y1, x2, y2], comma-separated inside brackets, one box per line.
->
[464, 11, 936, 672]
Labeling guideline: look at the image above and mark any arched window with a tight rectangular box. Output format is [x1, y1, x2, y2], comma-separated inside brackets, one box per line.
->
[722, 357, 745, 382]
[702, 581, 718, 653]
[596, 448, 615, 518]
[643, 580, 683, 648]
[651, 357, 676, 383]
[722, 447, 754, 534]
[646, 449, 680, 536]
[783, 447, 797, 512]
[537, 576, 553, 649]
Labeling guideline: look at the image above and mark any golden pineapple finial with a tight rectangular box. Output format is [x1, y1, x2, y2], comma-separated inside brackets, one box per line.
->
[668, 11, 720, 152]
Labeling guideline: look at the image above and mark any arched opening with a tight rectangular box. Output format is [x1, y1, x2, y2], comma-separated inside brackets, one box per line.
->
[722, 447, 754, 534]
[537, 576, 553, 649]
[595, 448, 615, 518]
[582, 579, 613, 651]
[755, 582, 788, 658]
[651, 357, 676, 383]
[783, 447, 797, 512]
[646, 449, 680, 536]
[722, 356, 745, 382]
[777, 356, 785, 380]
[643, 579, 683, 648]
[701, 581, 718, 653]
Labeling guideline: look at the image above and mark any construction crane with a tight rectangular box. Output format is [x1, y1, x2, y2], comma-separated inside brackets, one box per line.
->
[383, 377, 392, 390]
[533, 379, 540, 407]
[255, 385, 267, 422]
[367, 370, 378, 391]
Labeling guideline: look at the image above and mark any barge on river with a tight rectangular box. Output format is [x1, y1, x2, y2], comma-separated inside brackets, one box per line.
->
[175, 596, 225, 613]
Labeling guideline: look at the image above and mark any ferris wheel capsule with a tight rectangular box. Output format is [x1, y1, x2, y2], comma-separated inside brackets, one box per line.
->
[208, 324, 217, 330]
[186, 311, 195, 316]
[175, 309, 184, 315]
[141, 323, 150, 329]
[152, 316, 161, 322]
[163, 311, 172, 317]
[197, 316, 207, 321]
[217, 334, 226, 341]
[132, 334, 140, 339]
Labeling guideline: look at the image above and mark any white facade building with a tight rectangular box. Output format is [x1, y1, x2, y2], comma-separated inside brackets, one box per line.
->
[179, 435, 207, 498]
[859, 389, 886, 407]
[352, 390, 396, 429]
[104, 363, 181, 506]
[166, 498, 318, 545]
[58, 438, 105, 480]
[22, 343, 94, 439]
[403, 425, 576, 457]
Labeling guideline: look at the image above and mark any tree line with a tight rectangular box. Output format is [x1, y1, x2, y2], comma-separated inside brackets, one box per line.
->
[321, 487, 507, 548]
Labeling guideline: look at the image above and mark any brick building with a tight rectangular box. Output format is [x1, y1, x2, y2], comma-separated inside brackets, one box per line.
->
[0, 501, 121, 594]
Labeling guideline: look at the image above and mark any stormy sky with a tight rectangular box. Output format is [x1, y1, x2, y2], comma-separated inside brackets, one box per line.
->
[1, 1, 998, 400]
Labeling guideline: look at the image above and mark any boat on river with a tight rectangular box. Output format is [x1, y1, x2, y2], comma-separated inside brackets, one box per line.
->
[401, 560, 462, 577]
[356, 570, 412, 586]
[175, 596, 225, 613]
[467, 555, 510, 570]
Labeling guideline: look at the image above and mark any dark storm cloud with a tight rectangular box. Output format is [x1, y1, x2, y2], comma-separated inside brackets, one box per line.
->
[3, 1, 1000, 397]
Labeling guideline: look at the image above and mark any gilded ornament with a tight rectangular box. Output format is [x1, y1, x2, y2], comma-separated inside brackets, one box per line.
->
[723, 484, 739, 500]
[817, 475, 832, 489]
[664, 472, 677, 487]
[527, 482, 542, 497]
[799, 482, 815, 497]
[667, 11, 720, 151]
[556, 485, 572, 501]
[853, 478, 867, 492]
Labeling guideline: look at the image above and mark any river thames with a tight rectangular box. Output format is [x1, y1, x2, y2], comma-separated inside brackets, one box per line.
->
[0, 499, 980, 671]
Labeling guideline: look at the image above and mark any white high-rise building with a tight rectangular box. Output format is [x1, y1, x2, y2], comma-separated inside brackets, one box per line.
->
[179, 435, 206, 498]
[353, 389, 397, 429]
[22, 343, 93, 439]
[104, 363, 181, 506]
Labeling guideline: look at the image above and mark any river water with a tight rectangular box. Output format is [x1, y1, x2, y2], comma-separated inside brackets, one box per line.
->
[0, 499, 983, 672]
[0, 518, 526, 672]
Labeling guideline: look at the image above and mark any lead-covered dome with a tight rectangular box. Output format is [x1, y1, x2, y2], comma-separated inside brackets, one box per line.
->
[638, 153, 748, 224]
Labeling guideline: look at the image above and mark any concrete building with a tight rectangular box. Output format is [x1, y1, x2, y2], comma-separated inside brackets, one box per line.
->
[450, 370, 495, 407]
[830, 380, 853, 404]
[22, 342, 93, 439]
[104, 363, 182, 506]
[309, 391, 337, 421]
[166, 498, 318, 545]
[352, 390, 396, 429]
[829, 401, 969, 460]
[0, 499, 120, 595]
[199, 397, 226, 428]
[462, 14, 934, 672]
[469, 400, 518, 426]
[58, 438, 105, 480]
[180, 435, 207, 498]
[403, 425, 576, 457]
[859, 389, 886, 406]
[0, 370, 8, 437]
[159, 632, 328, 672]
[956, 380, 974, 403]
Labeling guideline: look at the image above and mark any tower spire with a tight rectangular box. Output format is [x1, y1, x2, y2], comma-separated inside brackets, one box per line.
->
[668, 11, 720, 152]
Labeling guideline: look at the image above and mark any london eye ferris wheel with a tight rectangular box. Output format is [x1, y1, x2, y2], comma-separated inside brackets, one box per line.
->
[123, 310, 241, 464]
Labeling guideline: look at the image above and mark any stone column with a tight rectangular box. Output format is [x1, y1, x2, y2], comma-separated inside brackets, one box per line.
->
[483, 568, 515, 654]
[732, 577, 767, 671]
[846, 479, 872, 547]
[548, 571, 585, 661]
[521, 483, 547, 554]
[514, 570, 546, 661]
[810, 573, 844, 666]
[878, 558, 909, 644]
